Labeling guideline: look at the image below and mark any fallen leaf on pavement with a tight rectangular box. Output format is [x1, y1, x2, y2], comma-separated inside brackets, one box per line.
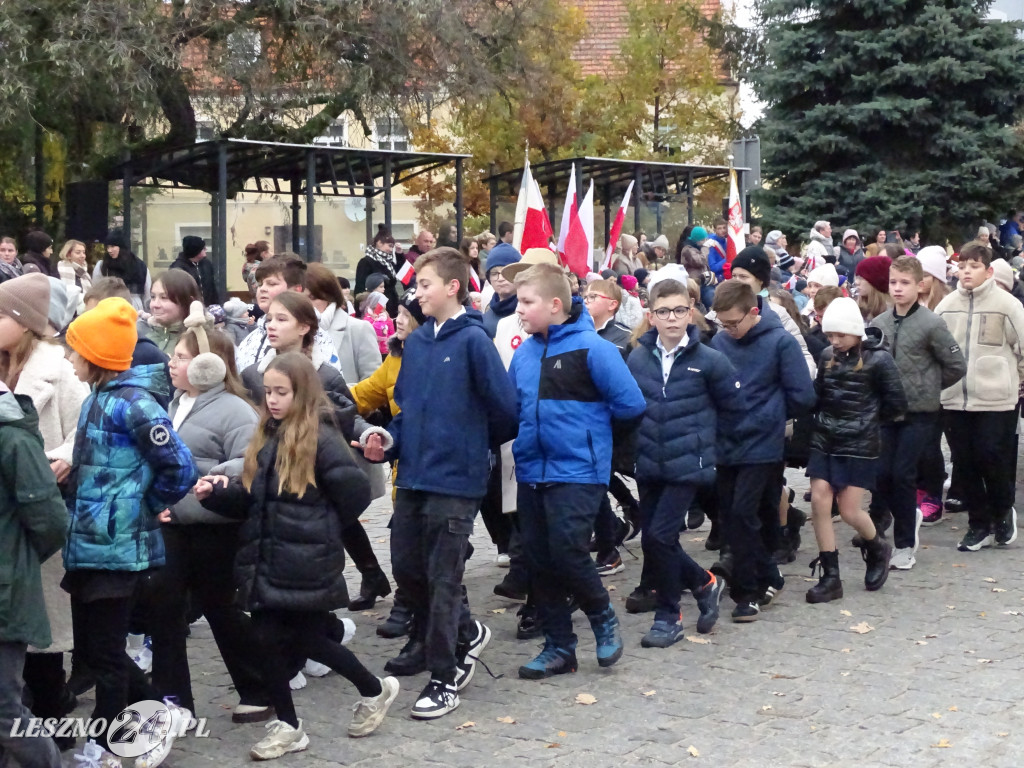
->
[689, 537, 705, 543]
[496, 716, 516, 724]
[687, 745, 700, 757]
[984, 577, 997, 583]
[839, 609, 852, 617]
[455, 721, 475, 730]
[642, 690, 656, 697]
[558, 731, 566, 737]
[685, 635, 711, 645]
[840, 648, 852, 653]
[607, 585, 617, 591]
[946, 605, 956, 610]
[948, 706, 958, 711]
[771, 674, 795, 679]
[932, 738, 952, 748]
[840, 672, 851, 677]
[575, 693, 597, 705]
[772, 691, 786, 696]
[849, 622, 875, 634]
[761, 705, 772, 711]
[998, 732, 1009, 737]
[546, 743, 561, 749]
[952, 563, 966, 567]
[925, 634, 938, 638]
[915, 640, 928, 646]
[992, 588, 1007, 593]
[931, 713, 942, 719]
[489, 608, 506, 614]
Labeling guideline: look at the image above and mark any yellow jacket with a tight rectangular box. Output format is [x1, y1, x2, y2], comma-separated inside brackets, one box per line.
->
[350, 353, 401, 417]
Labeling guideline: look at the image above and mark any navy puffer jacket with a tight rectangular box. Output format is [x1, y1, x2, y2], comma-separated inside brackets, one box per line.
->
[628, 326, 742, 484]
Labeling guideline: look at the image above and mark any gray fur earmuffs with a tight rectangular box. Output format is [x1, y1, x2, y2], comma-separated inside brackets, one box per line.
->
[183, 301, 226, 390]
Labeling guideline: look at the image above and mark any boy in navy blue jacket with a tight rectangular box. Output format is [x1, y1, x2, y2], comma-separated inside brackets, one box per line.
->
[386, 248, 518, 720]
[711, 280, 816, 621]
[509, 263, 646, 679]
[627, 278, 739, 648]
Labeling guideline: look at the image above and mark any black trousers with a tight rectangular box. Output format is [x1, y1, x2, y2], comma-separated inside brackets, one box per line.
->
[717, 463, 783, 603]
[943, 408, 1019, 529]
[148, 523, 267, 714]
[479, 458, 512, 554]
[876, 414, 939, 549]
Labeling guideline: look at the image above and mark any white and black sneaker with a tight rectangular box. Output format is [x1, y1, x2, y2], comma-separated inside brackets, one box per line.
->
[453, 620, 491, 691]
[995, 507, 1018, 546]
[410, 679, 460, 720]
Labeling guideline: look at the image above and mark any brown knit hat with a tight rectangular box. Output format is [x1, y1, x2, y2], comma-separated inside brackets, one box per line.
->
[0, 273, 52, 336]
[66, 297, 138, 371]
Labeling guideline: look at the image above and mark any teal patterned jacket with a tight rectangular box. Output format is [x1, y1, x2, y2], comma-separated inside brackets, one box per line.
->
[64, 364, 198, 571]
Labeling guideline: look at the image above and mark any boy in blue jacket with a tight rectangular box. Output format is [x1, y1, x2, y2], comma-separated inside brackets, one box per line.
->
[509, 263, 646, 679]
[627, 278, 739, 648]
[386, 248, 518, 720]
[711, 280, 816, 621]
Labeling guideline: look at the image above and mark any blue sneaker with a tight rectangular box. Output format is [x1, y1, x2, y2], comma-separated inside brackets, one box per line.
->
[692, 572, 725, 634]
[640, 620, 684, 648]
[518, 642, 578, 680]
[587, 606, 624, 667]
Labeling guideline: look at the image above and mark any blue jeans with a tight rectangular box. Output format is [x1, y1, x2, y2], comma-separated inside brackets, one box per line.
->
[391, 490, 478, 684]
[0, 642, 61, 768]
[518, 483, 611, 649]
[637, 482, 710, 623]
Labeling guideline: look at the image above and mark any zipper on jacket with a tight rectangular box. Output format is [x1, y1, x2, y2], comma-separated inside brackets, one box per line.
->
[537, 337, 549, 481]
[961, 291, 973, 409]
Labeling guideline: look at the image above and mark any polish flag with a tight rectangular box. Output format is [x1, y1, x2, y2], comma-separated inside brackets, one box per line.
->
[397, 260, 415, 286]
[726, 168, 744, 265]
[512, 156, 553, 253]
[602, 180, 634, 270]
[563, 180, 594, 279]
[556, 163, 577, 262]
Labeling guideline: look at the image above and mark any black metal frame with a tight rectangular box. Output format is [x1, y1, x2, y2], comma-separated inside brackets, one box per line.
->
[108, 139, 470, 297]
[485, 156, 750, 247]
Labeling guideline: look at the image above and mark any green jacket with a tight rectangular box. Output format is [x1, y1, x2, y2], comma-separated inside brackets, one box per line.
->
[0, 392, 68, 648]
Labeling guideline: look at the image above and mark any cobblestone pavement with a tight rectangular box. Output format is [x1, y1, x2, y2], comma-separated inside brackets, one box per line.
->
[64, 465, 1024, 768]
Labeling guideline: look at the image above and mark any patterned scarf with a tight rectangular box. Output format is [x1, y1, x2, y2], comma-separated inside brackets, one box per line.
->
[364, 245, 396, 280]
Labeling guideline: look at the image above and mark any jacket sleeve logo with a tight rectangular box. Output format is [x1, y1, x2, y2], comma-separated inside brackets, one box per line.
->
[149, 425, 170, 446]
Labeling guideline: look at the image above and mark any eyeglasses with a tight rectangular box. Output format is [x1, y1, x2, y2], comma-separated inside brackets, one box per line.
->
[584, 293, 612, 303]
[719, 315, 749, 331]
[170, 353, 193, 364]
[652, 306, 691, 319]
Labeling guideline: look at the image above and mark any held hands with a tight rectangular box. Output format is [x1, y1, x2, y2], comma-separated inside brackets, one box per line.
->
[193, 475, 230, 500]
[50, 459, 71, 484]
[157, 509, 172, 523]
[352, 432, 385, 462]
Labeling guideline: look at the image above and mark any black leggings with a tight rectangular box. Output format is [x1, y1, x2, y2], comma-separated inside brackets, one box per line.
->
[250, 610, 381, 728]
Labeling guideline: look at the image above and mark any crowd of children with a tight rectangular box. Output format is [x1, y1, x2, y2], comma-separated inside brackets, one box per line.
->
[0, 223, 1021, 768]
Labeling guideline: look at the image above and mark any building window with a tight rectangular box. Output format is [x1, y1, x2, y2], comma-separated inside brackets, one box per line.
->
[314, 118, 348, 148]
[196, 121, 217, 142]
[374, 116, 409, 152]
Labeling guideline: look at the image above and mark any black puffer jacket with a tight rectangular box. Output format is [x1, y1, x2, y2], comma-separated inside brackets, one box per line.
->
[810, 328, 908, 459]
[200, 415, 371, 611]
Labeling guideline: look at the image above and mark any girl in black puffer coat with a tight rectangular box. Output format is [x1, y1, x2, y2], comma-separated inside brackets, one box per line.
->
[198, 352, 399, 760]
[806, 298, 907, 605]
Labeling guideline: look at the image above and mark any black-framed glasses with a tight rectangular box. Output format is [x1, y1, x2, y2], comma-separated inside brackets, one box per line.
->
[652, 306, 691, 319]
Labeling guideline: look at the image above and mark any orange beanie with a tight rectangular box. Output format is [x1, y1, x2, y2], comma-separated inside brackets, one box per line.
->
[66, 297, 138, 371]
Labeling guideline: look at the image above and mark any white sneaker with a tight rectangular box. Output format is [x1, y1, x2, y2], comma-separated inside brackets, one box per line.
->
[495, 553, 511, 568]
[890, 547, 916, 570]
[302, 660, 331, 678]
[340, 617, 356, 645]
[348, 676, 400, 737]
[913, 507, 923, 553]
[126, 634, 152, 673]
[76, 740, 122, 768]
[134, 700, 190, 768]
[250, 719, 309, 761]
[288, 672, 307, 690]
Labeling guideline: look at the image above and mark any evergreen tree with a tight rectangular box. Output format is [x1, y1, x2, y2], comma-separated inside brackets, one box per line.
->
[748, 0, 1024, 242]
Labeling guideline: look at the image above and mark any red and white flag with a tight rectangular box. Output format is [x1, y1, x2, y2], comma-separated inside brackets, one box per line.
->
[397, 260, 415, 286]
[602, 180, 635, 270]
[563, 180, 594, 279]
[556, 163, 577, 262]
[512, 155, 553, 253]
[726, 168, 744, 265]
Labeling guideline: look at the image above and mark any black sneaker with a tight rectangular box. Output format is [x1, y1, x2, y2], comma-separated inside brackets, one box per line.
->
[692, 572, 725, 634]
[731, 602, 760, 622]
[377, 603, 412, 638]
[957, 526, 995, 552]
[493, 574, 528, 601]
[453, 621, 491, 691]
[995, 507, 1018, 545]
[704, 524, 722, 551]
[411, 679, 460, 719]
[945, 497, 967, 513]
[685, 507, 706, 530]
[516, 604, 542, 640]
[595, 549, 625, 576]
[759, 566, 785, 607]
[624, 587, 656, 614]
[383, 637, 426, 676]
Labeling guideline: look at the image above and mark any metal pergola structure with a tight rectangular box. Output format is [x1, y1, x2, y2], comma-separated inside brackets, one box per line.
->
[108, 139, 471, 297]
[485, 156, 751, 246]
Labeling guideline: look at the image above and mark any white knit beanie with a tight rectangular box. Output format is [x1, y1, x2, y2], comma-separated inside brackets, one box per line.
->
[821, 297, 867, 339]
[915, 246, 948, 283]
[806, 263, 840, 287]
[991, 259, 1014, 291]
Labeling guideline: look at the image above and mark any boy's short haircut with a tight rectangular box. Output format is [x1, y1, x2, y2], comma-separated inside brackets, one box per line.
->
[591, 278, 622, 307]
[813, 285, 843, 312]
[711, 278, 756, 314]
[84, 277, 131, 304]
[514, 263, 571, 309]
[497, 221, 514, 238]
[649, 278, 689, 306]
[255, 253, 307, 288]
[891, 255, 924, 282]
[713, 216, 727, 229]
[415, 247, 470, 302]
[960, 241, 993, 267]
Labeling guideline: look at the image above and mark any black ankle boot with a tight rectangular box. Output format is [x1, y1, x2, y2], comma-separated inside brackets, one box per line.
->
[348, 568, 392, 611]
[709, 550, 734, 583]
[377, 591, 412, 638]
[806, 550, 843, 603]
[860, 534, 893, 591]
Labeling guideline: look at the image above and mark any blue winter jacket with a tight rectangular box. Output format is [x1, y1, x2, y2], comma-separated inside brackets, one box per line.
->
[510, 298, 646, 485]
[628, 326, 742, 485]
[710, 306, 816, 465]
[388, 309, 519, 499]
[707, 235, 728, 281]
[64, 364, 198, 571]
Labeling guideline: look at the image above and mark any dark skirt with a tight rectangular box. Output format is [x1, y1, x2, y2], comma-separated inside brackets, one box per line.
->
[806, 450, 878, 492]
